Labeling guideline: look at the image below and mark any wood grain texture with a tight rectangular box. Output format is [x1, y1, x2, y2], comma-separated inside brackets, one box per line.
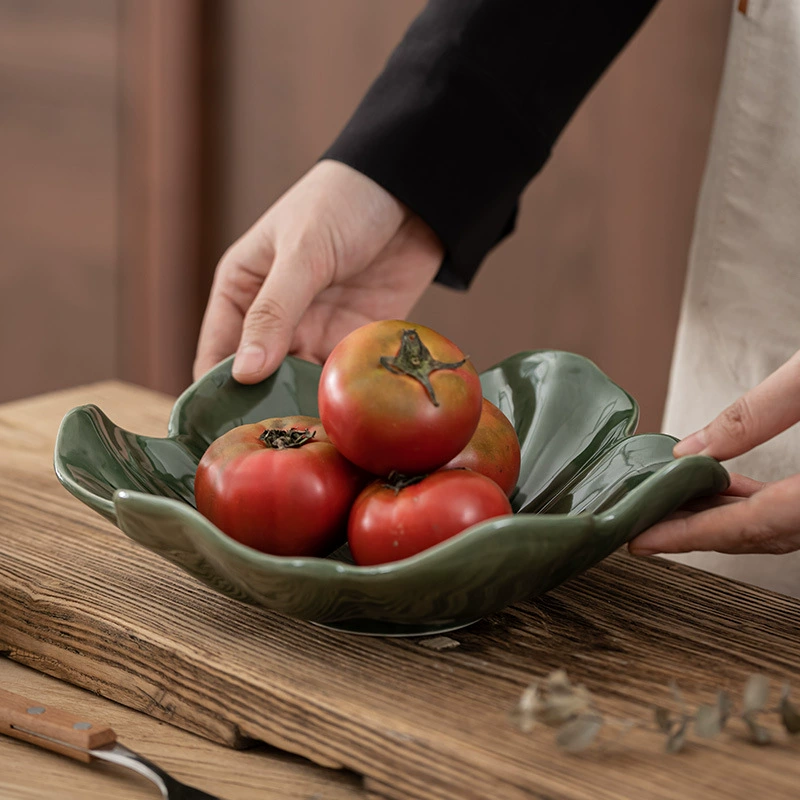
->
[1, 383, 800, 800]
[0, 659, 364, 799]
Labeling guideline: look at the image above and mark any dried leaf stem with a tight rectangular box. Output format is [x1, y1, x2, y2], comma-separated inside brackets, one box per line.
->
[510, 670, 800, 754]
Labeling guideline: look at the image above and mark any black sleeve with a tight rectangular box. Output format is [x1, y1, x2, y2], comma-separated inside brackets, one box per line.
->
[321, 0, 660, 289]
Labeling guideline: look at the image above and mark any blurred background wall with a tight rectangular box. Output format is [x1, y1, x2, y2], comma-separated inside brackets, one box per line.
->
[0, 0, 732, 432]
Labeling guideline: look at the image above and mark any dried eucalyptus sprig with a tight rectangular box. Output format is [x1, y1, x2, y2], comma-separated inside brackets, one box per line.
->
[741, 673, 771, 744]
[780, 683, 800, 734]
[509, 669, 604, 751]
[510, 670, 800, 754]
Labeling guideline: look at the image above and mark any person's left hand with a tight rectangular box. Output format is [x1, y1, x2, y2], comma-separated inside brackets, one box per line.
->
[629, 349, 800, 557]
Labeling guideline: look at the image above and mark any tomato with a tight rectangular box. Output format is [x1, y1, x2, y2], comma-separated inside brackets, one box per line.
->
[442, 398, 521, 497]
[318, 320, 483, 476]
[194, 415, 365, 557]
[347, 469, 513, 566]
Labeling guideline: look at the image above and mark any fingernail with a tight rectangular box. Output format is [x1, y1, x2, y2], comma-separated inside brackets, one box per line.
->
[673, 428, 708, 457]
[629, 546, 658, 557]
[233, 344, 266, 377]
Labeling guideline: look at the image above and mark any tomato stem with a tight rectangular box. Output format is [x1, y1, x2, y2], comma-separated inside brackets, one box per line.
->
[383, 470, 426, 494]
[379, 328, 467, 407]
[259, 427, 316, 449]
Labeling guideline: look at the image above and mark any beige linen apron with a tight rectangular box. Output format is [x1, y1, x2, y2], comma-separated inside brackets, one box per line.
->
[661, 0, 800, 596]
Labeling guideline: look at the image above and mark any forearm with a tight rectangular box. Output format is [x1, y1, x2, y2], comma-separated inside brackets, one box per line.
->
[323, 0, 660, 288]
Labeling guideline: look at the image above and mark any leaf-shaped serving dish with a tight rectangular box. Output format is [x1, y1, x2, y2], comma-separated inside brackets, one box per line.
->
[54, 351, 728, 636]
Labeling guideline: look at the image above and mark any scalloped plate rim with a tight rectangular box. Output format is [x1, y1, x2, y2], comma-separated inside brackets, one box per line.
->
[165, 349, 637, 438]
[55, 348, 637, 523]
[110, 450, 723, 580]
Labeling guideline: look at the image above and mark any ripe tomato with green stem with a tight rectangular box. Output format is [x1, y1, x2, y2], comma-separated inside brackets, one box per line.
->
[347, 468, 513, 566]
[195, 415, 366, 557]
[318, 320, 483, 476]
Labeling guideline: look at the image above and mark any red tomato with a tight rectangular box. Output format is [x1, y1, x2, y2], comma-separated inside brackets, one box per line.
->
[348, 469, 513, 566]
[318, 320, 483, 476]
[443, 398, 521, 497]
[194, 415, 365, 557]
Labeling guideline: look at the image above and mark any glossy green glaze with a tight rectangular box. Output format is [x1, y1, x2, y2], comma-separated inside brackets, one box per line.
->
[54, 351, 729, 636]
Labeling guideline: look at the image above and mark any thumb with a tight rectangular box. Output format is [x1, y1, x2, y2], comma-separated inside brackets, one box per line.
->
[232, 246, 328, 383]
[673, 349, 800, 461]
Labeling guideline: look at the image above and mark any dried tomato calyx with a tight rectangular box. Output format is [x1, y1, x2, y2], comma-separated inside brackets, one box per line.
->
[383, 471, 426, 494]
[379, 328, 467, 407]
[259, 427, 316, 450]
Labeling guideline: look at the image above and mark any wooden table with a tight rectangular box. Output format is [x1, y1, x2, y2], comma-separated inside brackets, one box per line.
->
[0, 657, 362, 799]
[1, 381, 799, 800]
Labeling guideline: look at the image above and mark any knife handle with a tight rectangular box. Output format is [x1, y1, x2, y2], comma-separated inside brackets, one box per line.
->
[0, 686, 116, 763]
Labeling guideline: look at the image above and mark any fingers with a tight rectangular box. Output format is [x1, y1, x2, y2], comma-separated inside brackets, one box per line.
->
[193, 234, 274, 381]
[231, 181, 409, 382]
[673, 349, 800, 460]
[723, 472, 767, 498]
[628, 500, 754, 555]
[629, 474, 800, 556]
[674, 493, 748, 515]
[195, 161, 410, 384]
[232, 242, 333, 382]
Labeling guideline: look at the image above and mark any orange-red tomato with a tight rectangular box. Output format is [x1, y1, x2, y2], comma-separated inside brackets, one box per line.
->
[443, 398, 521, 497]
[347, 469, 512, 565]
[318, 320, 483, 476]
[195, 415, 365, 557]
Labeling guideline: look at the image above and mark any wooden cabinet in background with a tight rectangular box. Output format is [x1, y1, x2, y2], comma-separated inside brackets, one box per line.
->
[0, 0, 120, 402]
[0, 0, 204, 401]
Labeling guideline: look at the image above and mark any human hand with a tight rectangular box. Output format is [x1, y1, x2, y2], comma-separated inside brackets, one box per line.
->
[194, 160, 444, 383]
[629, 349, 800, 556]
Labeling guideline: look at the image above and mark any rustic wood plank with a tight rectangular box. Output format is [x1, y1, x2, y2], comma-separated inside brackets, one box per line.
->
[1, 382, 800, 800]
[0, 658, 364, 799]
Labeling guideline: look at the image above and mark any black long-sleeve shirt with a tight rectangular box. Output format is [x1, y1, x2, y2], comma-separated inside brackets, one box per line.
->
[323, 0, 660, 289]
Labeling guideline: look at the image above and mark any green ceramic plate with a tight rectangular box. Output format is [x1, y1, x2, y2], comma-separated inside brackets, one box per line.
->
[54, 351, 728, 636]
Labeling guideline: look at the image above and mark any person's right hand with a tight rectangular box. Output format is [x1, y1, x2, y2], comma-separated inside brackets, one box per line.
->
[193, 160, 445, 384]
